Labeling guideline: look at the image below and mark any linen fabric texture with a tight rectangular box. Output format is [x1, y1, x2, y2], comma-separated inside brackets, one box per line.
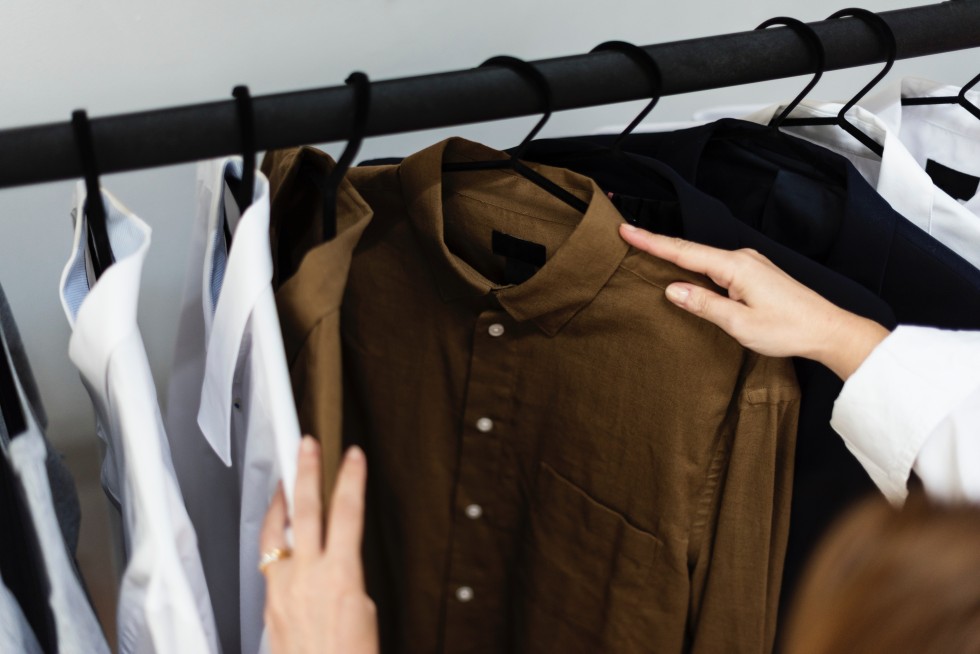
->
[265, 138, 801, 654]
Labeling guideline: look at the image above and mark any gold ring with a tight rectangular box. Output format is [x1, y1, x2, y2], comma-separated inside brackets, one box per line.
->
[258, 547, 292, 573]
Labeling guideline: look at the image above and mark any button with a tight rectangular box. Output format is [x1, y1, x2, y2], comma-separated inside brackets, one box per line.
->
[456, 586, 474, 602]
[233, 398, 242, 410]
[488, 323, 505, 337]
[476, 417, 493, 433]
[465, 504, 483, 519]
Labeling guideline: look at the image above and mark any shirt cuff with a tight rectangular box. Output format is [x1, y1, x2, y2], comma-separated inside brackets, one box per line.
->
[831, 325, 980, 505]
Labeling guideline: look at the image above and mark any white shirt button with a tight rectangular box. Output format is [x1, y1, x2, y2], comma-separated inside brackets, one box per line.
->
[476, 417, 493, 433]
[465, 504, 483, 519]
[488, 323, 505, 337]
[456, 586, 474, 602]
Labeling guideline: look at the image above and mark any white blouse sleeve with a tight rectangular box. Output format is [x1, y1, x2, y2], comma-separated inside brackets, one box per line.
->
[830, 325, 980, 505]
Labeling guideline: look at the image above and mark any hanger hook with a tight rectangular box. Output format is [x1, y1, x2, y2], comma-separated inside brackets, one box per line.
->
[478, 56, 552, 161]
[590, 41, 662, 151]
[827, 9, 896, 122]
[71, 109, 115, 279]
[957, 70, 980, 120]
[322, 71, 371, 241]
[754, 17, 826, 128]
[232, 85, 256, 212]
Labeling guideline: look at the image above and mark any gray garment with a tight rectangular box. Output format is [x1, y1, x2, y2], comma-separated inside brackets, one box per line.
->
[6, 424, 109, 654]
[0, 283, 81, 553]
[0, 574, 43, 654]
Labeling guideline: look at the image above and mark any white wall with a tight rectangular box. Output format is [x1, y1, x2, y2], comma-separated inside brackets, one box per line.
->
[0, 0, 975, 446]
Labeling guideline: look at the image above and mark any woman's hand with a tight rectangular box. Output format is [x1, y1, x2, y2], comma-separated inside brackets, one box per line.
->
[619, 224, 889, 380]
[261, 437, 379, 654]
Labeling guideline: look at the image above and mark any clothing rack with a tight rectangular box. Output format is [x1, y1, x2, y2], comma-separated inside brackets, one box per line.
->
[0, 1, 977, 190]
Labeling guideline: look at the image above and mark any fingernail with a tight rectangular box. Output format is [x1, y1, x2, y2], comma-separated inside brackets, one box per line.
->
[666, 284, 690, 303]
[621, 223, 637, 232]
[346, 446, 365, 462]
[301, 437, 318, 454]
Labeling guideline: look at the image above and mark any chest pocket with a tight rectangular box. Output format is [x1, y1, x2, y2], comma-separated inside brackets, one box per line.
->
[516, 462, 688, 654]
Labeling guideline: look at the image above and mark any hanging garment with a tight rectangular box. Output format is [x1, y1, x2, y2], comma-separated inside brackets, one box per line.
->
[0, 281, 82, 654]
[59, 184, 221, 654]
[268, 138, 801, 654]
[863, 77, 980, 224]
[0, 571, 42, 654]
[600, 120, 980, 326]
[262, 147, 372, 500]
[0, 282, 81, 553]
[3, 372, 108, 654]
[166, 158, 300, 654]
[363, 140, 896, 619]
[744, 100, 980, 271]
[518, 135, 897, 617]
[0, 420, 57, 653]
[831, 325, 980, 505]
[561, 119, 980, 609]
[0, 308, 103, 654]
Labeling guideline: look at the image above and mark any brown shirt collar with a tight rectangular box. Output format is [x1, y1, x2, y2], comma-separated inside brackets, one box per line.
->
[399, 137, 630, 336]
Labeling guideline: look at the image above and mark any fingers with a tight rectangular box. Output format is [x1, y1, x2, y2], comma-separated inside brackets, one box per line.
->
[260, 484, 289, 558]
[292, 436, 324, 560]
[665, 282, 747, 334]
[325, 447, 368, 581]
[619, 224, 740, 288]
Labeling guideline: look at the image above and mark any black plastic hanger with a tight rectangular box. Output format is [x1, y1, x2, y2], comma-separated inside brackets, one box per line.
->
[589, 41, 663, 151]
[0, 332, 26, 439]
[71, 110, 115, 281]
[901, 70, 980, 121]
[506, 40, 663, 169]
[311, 72, 371, 242]
[443, 56, 589, 214]
[780, 8, 895, 157]
[754, 17, 826, 128]
[231, 85, 256, 213]
[220, 85, 256, 251]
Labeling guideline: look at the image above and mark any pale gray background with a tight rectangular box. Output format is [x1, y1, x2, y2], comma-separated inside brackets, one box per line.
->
[0, 0, 975, 447]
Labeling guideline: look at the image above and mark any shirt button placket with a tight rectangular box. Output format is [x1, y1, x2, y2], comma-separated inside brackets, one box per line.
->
[446, 311, 512, 647]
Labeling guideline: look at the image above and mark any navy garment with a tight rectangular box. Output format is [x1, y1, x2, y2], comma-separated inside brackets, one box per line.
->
[515, 137, 903, 616]
[585, 120, 980, 328]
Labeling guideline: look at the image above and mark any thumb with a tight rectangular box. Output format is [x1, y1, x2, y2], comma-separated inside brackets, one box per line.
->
[665, 283, 745, 335]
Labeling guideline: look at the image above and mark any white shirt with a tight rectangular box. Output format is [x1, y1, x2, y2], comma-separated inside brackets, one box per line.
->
[60, 183, 221, 654]
[863, 77, 980, 259]
[166, 158, 300, 654]
[743, 100, 980, 271]
[832, 326, 980, 506]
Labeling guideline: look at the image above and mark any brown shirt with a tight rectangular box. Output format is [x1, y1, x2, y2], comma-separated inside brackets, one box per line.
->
[266, 138, 800, 654]
[263, 147, 372, 499]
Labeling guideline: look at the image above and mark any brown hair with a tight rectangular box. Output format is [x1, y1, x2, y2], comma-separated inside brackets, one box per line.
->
[782, 494, 980, 654]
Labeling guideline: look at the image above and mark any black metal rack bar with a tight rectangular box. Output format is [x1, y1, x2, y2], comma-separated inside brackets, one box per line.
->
[0, 1, 977, 189]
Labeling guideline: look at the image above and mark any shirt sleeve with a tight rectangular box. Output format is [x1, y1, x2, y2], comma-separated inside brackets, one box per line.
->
[688, 355, 800, 654]
[830, 325, 980, 505]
